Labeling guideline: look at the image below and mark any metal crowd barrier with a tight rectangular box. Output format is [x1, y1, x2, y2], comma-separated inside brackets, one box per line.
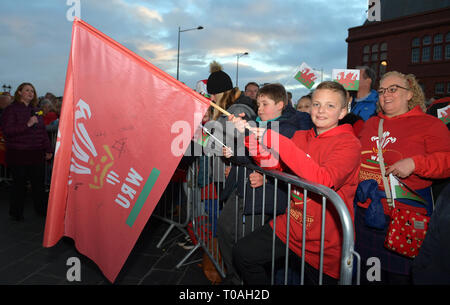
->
[154, 152, 361, 285]
[0, 164, 12, 184]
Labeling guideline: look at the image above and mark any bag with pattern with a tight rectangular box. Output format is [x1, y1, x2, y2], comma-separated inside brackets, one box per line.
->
[384, 204, 430, 258]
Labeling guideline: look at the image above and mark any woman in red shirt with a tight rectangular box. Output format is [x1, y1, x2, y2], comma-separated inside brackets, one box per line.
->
[355, 71, 450, 284]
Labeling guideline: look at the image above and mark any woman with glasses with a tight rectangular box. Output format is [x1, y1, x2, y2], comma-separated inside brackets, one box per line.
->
[354, 71, 450, 284]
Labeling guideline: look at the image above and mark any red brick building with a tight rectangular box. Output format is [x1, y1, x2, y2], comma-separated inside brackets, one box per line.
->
[346, 6, 450, 100]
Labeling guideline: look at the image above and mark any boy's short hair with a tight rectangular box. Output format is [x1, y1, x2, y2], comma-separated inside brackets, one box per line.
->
[314, 81, 347, 109]
[256, 83, 287, 107]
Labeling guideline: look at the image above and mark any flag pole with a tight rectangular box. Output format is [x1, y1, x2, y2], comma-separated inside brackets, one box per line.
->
[208, 100, 252, 131]
[209, 100, 231, 116]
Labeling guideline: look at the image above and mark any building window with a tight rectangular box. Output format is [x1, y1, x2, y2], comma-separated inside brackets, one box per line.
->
[422, 46, 430, 62]
[445, 32, 450, 42]
[434, 34, 443, 44]
[435, 83, 444, 95]
[434, 46, 442, 60]
[423, 35, 431, 45]
[362, 42, 386, 69]
[412, 37, 420, 47]
[412, 48, 420, 63]
[370, 63, 378, 75]
[445, 44, 450, 60]
[447, 82, 450, 94]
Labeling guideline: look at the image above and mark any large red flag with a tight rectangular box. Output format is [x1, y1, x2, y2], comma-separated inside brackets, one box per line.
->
[43, 18, 209, 282]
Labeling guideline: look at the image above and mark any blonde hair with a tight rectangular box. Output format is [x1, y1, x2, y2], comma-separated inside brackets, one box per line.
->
[314, 81, 348, 109]
[211, 87, 241, 120]
[378, 71, 426, 113]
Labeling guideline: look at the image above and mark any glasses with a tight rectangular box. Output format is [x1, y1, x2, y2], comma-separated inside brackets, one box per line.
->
[377, 84, 409, 95]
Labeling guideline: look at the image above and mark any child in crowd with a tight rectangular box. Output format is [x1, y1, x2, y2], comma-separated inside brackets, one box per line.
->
[296, 94, 312, 114]
[217, 83, 312, 284]
[231, 81, 361, 284]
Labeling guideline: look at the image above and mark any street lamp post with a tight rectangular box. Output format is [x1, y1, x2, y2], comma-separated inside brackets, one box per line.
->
[236, 52, 248, 88]
[177, 25, 204, 80]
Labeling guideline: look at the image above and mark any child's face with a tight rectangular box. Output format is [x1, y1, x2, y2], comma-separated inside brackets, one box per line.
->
[311, 89, 347, 135]
[296, 98, 312, 113]
[257, 95, 284, 121]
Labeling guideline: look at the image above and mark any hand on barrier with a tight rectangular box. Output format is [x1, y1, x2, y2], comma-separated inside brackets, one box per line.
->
[249, 171, 264, 188]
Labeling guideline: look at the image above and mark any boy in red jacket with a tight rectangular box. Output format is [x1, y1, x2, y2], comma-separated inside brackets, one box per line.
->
[232, 81, 361, 284]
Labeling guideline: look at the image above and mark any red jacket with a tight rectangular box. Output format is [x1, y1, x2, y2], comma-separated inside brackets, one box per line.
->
[358, 106, 450, 213]
[262, 124, 361, 279]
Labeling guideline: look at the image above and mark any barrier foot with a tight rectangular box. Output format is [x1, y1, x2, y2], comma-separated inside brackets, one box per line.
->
[176, 243, 202, 269]
[156, 223, 185, 248]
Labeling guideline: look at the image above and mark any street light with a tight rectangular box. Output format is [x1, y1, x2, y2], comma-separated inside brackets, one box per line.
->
[236, 52, 249, 88]
[177, 25, 204, 80]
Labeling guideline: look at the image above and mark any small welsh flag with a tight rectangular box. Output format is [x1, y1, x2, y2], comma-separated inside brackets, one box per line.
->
[389, 174, 428, 205]
[332, 69, 360, 91]
[198, 129, 210, 147]
[294, 62, 319, 89]
[437, 105, 450, 126]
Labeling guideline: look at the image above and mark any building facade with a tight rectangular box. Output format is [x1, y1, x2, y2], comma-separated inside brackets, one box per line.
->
[346, 4, 450, 100]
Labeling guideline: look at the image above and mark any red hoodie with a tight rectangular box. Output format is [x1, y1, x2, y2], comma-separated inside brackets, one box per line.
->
[357, 105, 450, 212]
[261, 124, 361, 279]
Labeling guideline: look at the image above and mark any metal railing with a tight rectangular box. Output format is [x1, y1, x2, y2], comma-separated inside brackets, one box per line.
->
[154, 153, 360, 285]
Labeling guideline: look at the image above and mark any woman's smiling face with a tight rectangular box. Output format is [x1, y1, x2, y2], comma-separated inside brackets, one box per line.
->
[378, 75, 413, 118]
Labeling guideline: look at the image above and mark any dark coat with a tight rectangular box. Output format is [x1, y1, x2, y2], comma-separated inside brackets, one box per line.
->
[1, 101, 52, 153]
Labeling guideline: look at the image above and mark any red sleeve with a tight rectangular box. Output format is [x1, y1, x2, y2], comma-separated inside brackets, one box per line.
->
[412, 120, 450, 179]
[263, 129, 361, 189]
[245, 133, 282, 170]
[412, 152, 450, 179]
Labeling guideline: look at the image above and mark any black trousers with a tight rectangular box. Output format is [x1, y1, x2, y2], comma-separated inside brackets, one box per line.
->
[232, 223, 338, 285]
[217, 190, 268, 284]
[9, 162, 46, 218]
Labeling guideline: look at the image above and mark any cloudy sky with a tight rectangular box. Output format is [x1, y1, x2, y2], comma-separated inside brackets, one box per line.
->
[0, 0, 368, 102]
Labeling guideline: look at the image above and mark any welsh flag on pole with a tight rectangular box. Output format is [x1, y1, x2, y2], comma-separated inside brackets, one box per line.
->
[294, 62, 319, 89]
[332, 69, 360, 91]
[42, 18, 209, 282]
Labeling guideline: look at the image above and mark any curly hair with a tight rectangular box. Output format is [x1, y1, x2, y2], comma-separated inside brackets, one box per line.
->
[379, 71, 426, 112]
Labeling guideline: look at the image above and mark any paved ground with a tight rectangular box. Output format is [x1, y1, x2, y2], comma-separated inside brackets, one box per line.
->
[0, 181, 212, 285]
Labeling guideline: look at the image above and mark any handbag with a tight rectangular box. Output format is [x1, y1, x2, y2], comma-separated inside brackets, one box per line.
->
[376, 119, 430, 258]
[384, 203, 429, 258]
